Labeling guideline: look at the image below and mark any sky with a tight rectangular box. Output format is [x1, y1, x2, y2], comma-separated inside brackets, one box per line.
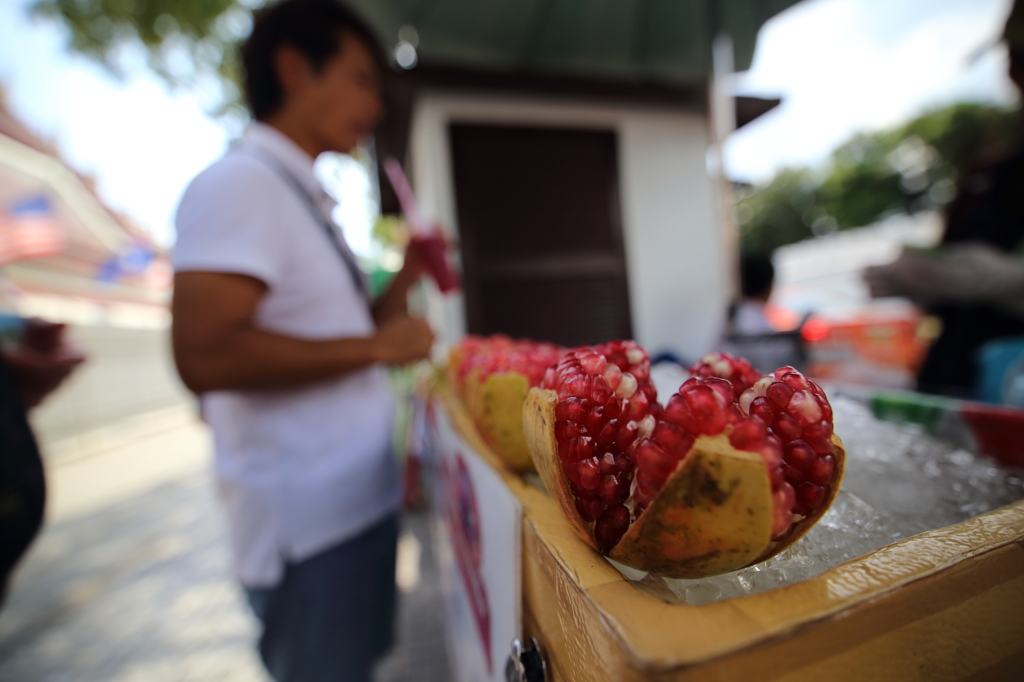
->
[0, 0, 1018, 248]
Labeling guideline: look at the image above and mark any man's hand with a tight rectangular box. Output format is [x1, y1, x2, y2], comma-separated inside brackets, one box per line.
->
[3, 321, 86, 408]
[372, 315, 434, 365]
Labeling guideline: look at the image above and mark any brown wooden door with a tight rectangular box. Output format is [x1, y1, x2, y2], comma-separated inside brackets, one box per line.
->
[449, 123, 632, 347]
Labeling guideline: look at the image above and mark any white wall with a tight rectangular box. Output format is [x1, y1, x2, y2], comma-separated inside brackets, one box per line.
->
[408, 92, 728, 363]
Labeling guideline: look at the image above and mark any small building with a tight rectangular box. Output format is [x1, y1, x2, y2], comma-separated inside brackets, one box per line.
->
[349, 0, 793, 361]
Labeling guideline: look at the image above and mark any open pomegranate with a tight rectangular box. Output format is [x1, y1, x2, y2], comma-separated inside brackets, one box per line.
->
[524, 344, 845, 578]
[449, 335, 564, 471]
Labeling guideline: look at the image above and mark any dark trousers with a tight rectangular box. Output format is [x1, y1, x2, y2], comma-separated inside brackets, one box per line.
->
[245, 514, 399, 682]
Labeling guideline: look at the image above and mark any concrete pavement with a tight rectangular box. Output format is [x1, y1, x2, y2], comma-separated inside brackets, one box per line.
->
[0, 414, 451, 682]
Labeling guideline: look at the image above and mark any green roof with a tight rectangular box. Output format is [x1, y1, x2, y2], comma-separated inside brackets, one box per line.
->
[347, 0, 802, 86]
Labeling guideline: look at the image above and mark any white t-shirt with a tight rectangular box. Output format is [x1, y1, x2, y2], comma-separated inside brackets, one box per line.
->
[173, 123, 401, 587]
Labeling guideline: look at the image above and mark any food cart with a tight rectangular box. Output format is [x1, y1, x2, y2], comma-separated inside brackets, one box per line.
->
[425, 381, 1024, 682]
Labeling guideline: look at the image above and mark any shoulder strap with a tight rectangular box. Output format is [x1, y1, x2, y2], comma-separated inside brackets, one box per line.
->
[243, 148, 369, 302]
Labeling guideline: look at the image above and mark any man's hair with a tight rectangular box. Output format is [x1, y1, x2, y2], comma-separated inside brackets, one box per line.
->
[241, 0, 385, 120]
[740, 254, 775, 300]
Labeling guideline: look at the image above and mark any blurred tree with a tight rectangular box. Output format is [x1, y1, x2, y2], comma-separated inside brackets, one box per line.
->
[737, 103, 1024, 255]
[31, 0, 252, 117]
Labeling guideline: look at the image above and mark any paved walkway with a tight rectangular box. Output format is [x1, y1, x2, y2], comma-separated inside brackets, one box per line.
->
[0, 418, 451, 682]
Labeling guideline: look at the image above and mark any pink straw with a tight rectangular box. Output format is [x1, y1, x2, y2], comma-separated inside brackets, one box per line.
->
[383, 158, 427, 234]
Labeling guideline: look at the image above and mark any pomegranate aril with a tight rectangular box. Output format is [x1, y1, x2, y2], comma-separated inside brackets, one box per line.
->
[750, 397, 775, 424]
[613, 451, 633, 475]
[616, 373, 638, 398]
[781, 461, 805, 485]
[803, 421, 834, 454]
[575, 494, 604, 522]
[771, 482, 796, 537]
[555, 397, 588, 423]
[599, 474, 625, 505]
[689, 352, 762, 395]
[651, 421, 695, 455]
[680, 384, 728, 435]
[579, 352, 607, 375]
[634, 438, 677, 480]
[728, 416, 768, 452]
[784, 440, 816, 471]
[571, 436, 594, 461]
[773, 412, 802, 443]
[599, 452, 618, 476]
[809, 454, 835, 486]
[766, 381, 794, 409]
[615, 421, 639, 452]
[578, 457, 600, 490]
[555, 420, 580, 442]
[595, 421, 618, 447]
[603, 363, 622, 391]
[594, 505, 631, 551]
[586, 406, 606, 433]
[663, 394, 694, 430]
[603, 397, 623, 420]
[796, 481, 825, 510]
[787, 390, 823, 426]
[774, 366, 798, 380]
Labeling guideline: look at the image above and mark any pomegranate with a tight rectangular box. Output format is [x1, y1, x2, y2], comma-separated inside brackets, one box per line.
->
[689, 352, 761, 397]
[449, 335, 564, 471]
[538, 345, 659, 551]
[524, 346, 844, 578]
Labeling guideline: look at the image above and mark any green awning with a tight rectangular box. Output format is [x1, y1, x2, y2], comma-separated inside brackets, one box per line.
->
[347, 0, 801, 86]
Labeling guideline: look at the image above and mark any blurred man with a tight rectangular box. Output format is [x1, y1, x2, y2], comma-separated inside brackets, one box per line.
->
[171, 1, 434, 680]
[731, 254, 776, 335]
[865, 0, 1024, 397]
[1, 320, 84, 606]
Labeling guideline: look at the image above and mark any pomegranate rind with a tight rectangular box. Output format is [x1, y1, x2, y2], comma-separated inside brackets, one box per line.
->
[610, 433, 774, 578]
[467, 370, 535, 472]
[524, 387, 601, 552]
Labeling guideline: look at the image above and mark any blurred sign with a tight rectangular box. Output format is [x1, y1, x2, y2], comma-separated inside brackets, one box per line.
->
[430, 402, 522, 682]
[97, 240, 156, 283]
[0, 194, 65, 264]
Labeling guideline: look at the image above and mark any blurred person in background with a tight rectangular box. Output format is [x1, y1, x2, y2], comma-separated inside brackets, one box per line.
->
[865, 0, 1024, 398]
[1, 320, 84, 606]
[170, 1, 434, 681]
[729, 253, 777, 336]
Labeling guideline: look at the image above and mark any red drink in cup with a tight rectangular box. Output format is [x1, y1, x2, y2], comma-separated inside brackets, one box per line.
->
[411, 231, 460, 293]
[383, 158, 461, 294]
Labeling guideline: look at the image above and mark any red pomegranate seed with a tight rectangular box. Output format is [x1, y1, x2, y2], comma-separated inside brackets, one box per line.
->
[766, 381, 794, 409]
[651, 421, 695, 455]
[575, 494, 604, 522]
[809, 454, 835, 486]
[599, 474, 624, 505]
[773, 413, 803, 443]
[634, 438, 677, 480]
[796, 481, 826, 510]
[689, 352, 762, 396]
[578, 457, 601, 490]
[784, 440, 816, 471]
[594, 505, 631, 550]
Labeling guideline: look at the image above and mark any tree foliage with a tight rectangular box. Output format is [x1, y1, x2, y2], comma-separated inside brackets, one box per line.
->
[31, 0, 252, 116]
[737, 103, 1024, 256]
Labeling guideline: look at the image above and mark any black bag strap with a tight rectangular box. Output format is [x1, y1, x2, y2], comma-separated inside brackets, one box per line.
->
[244, 148, 369, 302]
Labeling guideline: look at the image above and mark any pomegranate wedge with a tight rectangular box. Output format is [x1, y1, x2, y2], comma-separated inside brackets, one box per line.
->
[449, 335, 564, 471]
[523, 346, 845, 579]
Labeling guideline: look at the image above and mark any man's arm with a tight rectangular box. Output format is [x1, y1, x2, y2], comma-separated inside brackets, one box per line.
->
[172, 271, 433, 394]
